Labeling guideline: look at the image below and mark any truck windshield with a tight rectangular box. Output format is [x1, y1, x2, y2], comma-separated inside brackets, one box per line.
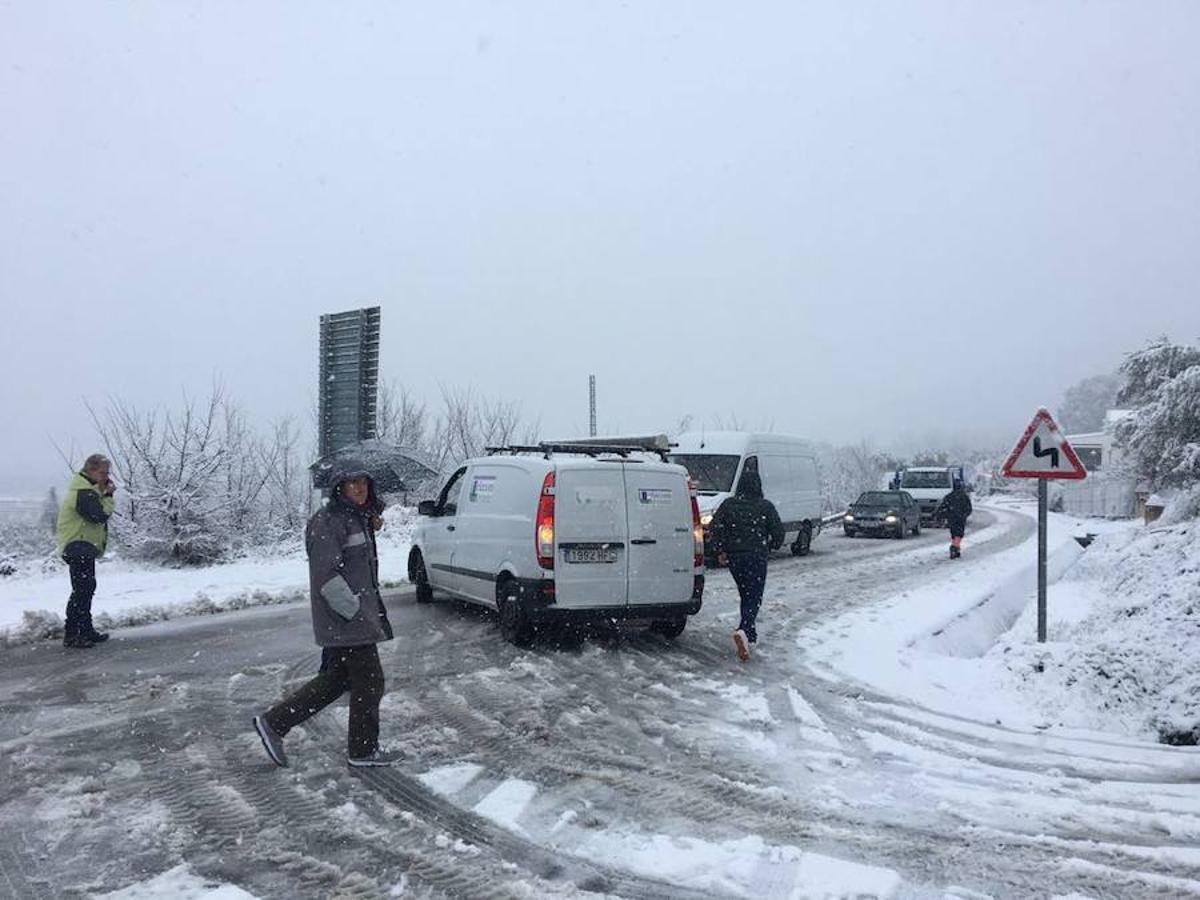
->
[901, 471, 952, 489]
[668, 454, 741, 493]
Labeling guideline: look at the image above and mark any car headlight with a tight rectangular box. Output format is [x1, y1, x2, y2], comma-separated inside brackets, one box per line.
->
[700, 513, 713, 526]
[844, 514, 855, 522]
[885, 514, 898, 523]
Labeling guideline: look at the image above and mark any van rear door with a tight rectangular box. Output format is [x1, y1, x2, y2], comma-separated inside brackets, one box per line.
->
[623, 466, 694, 608]
[552, 464, 629, 610]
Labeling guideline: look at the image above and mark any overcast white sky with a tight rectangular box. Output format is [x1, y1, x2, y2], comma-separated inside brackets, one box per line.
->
[3, 2, 1199, 494]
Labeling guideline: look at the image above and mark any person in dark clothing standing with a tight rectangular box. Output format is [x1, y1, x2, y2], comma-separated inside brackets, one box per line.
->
[708, 470, 785, 662]
[56, 454, 116, 649]
[254, 462, 399, 768]
[937, 481, 973, 559]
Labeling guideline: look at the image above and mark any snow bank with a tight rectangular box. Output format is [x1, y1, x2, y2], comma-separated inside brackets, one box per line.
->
[989, 519, 1200, 744]
[804, 504, 1085, 723]
[804, 503, 1144, 732]
[0, 510, 414, 646]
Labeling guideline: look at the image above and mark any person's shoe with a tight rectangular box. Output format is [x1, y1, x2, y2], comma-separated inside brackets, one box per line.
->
[347, 749, 403, 768]
[86, 630, 110, 643]
[950, 545, 961, 559]
[253, 715, 288, 768]
[733, 629, 751, 662]
[63, 634, 95, 649]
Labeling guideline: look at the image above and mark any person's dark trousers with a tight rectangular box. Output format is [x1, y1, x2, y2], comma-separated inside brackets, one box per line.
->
[727, 551, 768, 642]
[264, 645, 385, 758]
[63, 550, 97, 642]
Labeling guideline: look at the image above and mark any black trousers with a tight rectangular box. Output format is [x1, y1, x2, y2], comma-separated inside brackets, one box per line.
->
[63, 553, 98, 639]
[265, 645, 385, 758]
[727, 551, 769, 642]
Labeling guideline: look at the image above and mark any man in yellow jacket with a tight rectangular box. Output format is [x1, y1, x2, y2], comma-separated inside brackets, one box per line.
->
[56, 454, 116, 648]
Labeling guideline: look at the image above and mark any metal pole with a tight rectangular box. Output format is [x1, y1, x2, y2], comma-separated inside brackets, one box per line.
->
[589, 375, 597, 437]
[1037, 478, 1048, 643]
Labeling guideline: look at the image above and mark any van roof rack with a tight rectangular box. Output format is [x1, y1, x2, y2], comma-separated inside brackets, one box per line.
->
[485, 440, 673, 462]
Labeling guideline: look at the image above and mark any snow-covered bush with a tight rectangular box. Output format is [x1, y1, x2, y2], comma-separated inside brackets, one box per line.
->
[87, 388, 312, 564]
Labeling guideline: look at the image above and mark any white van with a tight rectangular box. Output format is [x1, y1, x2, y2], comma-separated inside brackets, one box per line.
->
[898, 466, 968, 524]
[669, 432, 823, 559]
[408, 443, 705, 645]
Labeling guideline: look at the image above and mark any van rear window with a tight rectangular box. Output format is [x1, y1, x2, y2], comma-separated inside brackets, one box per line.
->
[668, 454, 741, 493]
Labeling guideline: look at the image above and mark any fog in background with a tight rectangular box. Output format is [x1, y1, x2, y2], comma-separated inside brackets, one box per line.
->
[3, 2, 1199, 496]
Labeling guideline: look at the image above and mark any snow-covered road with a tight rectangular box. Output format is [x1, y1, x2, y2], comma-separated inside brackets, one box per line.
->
[1, 505, 1197, 898]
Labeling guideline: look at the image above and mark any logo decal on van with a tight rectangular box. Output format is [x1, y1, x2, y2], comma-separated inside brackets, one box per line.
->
[638, 488, 673, 506]
[469, 475, 496, 503]
[575, 487, 616, 506]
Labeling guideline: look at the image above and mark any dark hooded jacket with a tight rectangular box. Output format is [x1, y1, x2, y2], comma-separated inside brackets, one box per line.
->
[306, 460, 394, 648]
[708, 471, 785, 556]
[937, 484, 973, 533]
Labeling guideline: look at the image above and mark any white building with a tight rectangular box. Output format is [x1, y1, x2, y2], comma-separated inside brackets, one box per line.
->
[1059, 410, 1140, 518]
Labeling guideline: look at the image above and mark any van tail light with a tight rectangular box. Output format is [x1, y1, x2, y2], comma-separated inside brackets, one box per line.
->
[536, 471, 556, 570]
[689, 479, 704, 569]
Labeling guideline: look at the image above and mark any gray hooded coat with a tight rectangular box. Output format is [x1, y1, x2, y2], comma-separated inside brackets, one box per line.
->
[306, 461, 394, 648]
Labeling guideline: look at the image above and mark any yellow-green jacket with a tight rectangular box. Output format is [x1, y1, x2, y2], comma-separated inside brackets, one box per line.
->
[56, 472, 115, 556]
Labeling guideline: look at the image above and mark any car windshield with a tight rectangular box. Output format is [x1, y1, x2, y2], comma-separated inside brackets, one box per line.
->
[901, 471, 952, 489]
[856, 492, 904, 507]
[668, 454, 741, 493]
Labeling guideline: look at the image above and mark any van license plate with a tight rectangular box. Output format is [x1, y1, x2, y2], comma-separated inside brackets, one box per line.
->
[564, 547, 619, 564]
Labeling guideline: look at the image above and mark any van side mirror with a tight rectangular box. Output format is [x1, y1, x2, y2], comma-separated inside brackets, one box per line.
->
[418, 500, 439, 517]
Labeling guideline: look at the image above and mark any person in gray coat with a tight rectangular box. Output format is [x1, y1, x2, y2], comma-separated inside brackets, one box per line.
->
[254, 461, 398, 768]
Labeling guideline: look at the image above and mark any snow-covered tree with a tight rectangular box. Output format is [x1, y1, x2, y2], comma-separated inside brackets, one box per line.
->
[1056, 372, 1123, 434]
[815, 441, 892, 512]
[1113, 338, 1200, 491]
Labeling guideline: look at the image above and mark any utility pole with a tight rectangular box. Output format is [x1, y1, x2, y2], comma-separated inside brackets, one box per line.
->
[589, 375, 597, 437]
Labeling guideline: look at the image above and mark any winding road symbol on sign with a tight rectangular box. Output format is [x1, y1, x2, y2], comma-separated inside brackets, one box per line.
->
[1031, 436, 1059, 469]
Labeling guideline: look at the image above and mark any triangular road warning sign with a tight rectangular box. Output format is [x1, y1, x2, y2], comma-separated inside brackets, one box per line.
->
[1002, 408, 1087, 480]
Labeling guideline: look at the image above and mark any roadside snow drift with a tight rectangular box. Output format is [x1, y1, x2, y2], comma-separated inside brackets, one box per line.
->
[991, 519, 1200, 744]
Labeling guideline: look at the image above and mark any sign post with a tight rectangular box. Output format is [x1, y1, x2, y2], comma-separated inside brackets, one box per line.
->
[1001, 408, 1087, 642]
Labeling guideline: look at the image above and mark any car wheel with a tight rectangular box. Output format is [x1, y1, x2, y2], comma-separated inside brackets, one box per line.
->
[895, 523, 906, 539]
[791, 522, 813, 556]
[844, 527, 856, 538]
[411, 552, 434, 604]
[649, 616, 687, 639]
[497, 579, 535, 647]
[912, 520, 921, 536]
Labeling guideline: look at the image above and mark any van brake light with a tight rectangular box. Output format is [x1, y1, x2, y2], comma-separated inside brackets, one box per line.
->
[536, 471, 555, 569]
[689, 480, 704, 568]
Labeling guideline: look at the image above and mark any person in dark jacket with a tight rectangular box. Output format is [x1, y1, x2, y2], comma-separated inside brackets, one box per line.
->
[56, 454, 116, 648]
[708, 470, 785, 661]
[937, 481, 973, 559]
[254, 462, 398, 768]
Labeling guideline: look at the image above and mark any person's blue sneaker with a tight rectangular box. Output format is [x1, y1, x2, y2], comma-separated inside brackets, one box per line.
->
[347, 749, 403, 768]
[253, 715, 288, 768]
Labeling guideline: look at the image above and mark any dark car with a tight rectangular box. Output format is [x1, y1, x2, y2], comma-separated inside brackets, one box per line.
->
[843, 491, 921, 539]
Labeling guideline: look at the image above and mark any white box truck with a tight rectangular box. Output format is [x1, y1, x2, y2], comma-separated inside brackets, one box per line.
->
[897, 466, 968, 524]
[669, 432, 823, 561]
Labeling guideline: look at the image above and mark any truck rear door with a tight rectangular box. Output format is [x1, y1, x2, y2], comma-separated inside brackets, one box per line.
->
[552, 464, 629, 610]
[623, 465, 694, 608]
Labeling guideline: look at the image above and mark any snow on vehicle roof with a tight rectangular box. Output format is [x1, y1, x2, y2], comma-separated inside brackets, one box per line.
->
[672, 431, 814, 454]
